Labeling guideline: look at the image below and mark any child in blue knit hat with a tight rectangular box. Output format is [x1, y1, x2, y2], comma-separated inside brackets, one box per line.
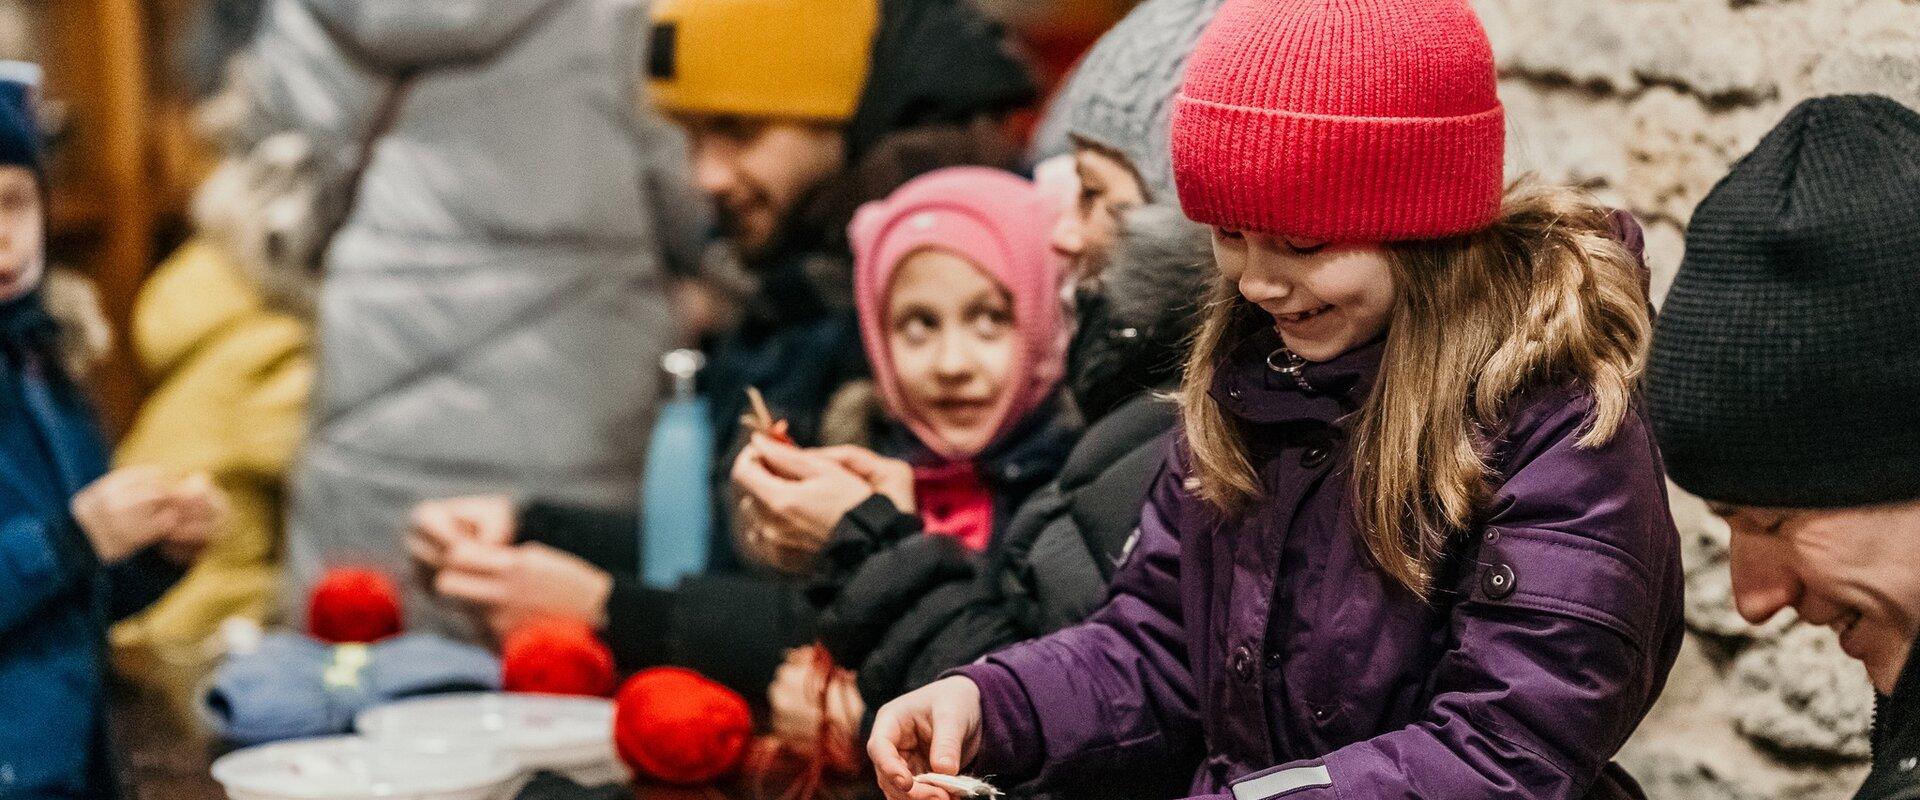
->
[0, 62, 226, 799]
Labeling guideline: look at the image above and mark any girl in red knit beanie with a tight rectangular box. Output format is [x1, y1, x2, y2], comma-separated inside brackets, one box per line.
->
[871, 2, 1685, 800]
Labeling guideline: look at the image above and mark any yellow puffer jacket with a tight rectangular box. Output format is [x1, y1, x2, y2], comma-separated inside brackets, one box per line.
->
[109, 238, 313, 729]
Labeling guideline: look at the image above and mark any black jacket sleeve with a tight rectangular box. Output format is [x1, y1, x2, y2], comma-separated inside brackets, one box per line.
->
[599, 570, 816, 713]
[518, 501, 639, 576]
[106, 546, 190, 622]
[806, 495, 979, 668]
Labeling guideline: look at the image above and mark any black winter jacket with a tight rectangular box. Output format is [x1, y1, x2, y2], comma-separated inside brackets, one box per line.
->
[1857, 636, 1920, 800]
[804, 205, 1212, 714]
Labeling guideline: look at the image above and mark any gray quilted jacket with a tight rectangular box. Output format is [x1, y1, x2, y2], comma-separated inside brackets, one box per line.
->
[244, 0, 707, 636]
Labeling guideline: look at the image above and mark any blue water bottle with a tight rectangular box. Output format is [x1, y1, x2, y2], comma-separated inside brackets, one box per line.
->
[640, 349, 714, 589]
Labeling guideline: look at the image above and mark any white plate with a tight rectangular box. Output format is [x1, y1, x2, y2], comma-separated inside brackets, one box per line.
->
[355, 693, 624, 784]
[211, 735, 521, 800]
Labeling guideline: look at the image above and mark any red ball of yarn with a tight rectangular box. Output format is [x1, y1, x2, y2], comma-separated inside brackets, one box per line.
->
[614, 667, 753, 785]
[500, 619, 617, 697]
[307, 567, 403, 644]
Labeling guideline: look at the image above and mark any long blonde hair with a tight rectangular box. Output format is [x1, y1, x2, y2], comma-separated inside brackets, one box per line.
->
[1177, 184, 1651, 598]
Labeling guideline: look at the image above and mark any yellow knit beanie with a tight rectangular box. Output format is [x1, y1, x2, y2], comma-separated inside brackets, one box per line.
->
[648, 0, 882, 122]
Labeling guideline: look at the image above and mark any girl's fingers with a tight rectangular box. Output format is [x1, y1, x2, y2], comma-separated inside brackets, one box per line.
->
[732, 450, 795, 501]
[928, 700, 966, 775]
[907, 783, 958, 800]
[815, 445, 882, 471]
[753, 436, 834, 480]
[867, 714, 920, 795]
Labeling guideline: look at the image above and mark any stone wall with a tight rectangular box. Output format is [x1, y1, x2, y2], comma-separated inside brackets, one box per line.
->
[1470, 0, 1920, 796]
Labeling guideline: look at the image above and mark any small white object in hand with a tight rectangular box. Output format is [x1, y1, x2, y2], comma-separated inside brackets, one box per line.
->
[914, 773, 1003, 798]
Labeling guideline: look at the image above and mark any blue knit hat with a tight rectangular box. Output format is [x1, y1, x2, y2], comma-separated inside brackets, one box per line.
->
[0, 62, 43, 177]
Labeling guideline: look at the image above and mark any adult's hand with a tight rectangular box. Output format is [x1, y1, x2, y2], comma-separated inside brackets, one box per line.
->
[731, 435, 877, 568]
[70, 466, 208, 565]
[868, 676, 983, 800]
[768, 647, 865, 761]
[407, 495, 517, 571]
[154, 472, 227, 565]
[433, 541, 612, 639]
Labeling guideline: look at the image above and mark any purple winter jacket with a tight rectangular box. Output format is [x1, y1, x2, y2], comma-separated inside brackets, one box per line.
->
[955, 331, 1685, 800]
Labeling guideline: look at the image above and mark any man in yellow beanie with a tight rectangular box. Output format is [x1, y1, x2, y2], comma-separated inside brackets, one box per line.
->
[648, 0, 1036, 567]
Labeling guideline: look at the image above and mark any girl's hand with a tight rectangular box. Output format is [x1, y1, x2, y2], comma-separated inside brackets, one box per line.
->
[407, 495, 518, 570]
[735, 494, 822, 574]
[816, 446, 917, 514]
[868, 676, 982, 800]
[732, 435, 876, 556]
[433, 541, 612, 638]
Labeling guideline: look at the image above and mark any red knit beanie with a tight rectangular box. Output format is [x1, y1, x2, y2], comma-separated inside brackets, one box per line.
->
[1171, 0, 1505, 241]
[613, 667, 753, 785]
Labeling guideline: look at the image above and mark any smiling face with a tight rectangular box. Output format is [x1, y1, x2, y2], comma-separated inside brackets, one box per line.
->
[0, 166, 42, 303]
[1210, 228, 1396, 362]
[1717, 499, 1920, 693]
[885, 248, 1018, 456]
[675, 113, 845, 260]
[1052, 145, 1146, 282]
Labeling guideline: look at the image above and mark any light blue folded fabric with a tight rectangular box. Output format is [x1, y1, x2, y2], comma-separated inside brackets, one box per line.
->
[203, 631, 500, 745]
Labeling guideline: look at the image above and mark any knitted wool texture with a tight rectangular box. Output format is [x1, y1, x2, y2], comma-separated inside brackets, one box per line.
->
[1170, 0, 1504, 240]
[647, 0, 879, 122]
[499, 619, 616, 697]
[0, 62, 41, 177]
[307, 567, 403, 644]
[1053, 0, 1226, 203]
[613, 667, 753, 786]
[1649, 94, 1920, 508]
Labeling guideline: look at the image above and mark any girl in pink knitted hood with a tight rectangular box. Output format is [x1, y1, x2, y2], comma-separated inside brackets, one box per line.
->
[729, 166, 1073, 772]
[734, 166, 1072, 560]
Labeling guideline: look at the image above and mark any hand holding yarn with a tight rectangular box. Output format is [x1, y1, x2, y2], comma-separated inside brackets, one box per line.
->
[434, 540, 613, 637]
[406, 494, 518, 571]
[732, 434, 878, 569]
[768, 646, 864, 766]
[815, 445, 917, 514]
[70, 466, 225, 565]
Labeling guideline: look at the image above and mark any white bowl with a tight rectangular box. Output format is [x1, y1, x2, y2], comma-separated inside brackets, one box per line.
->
[355, 693, 626, 786]
[210, 735, 521, 800]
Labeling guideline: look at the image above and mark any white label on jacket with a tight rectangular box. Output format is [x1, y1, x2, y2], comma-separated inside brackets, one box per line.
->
[1116, 527, 1141, 569]
[1231, 765, 1332, 800]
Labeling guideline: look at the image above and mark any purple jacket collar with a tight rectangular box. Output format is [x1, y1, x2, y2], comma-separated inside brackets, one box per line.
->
[1209, 328, 1385, 426]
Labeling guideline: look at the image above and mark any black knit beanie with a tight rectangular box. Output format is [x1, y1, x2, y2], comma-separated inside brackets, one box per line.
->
[0, 71, 40, 177]
[1649, 94, 1920, 508]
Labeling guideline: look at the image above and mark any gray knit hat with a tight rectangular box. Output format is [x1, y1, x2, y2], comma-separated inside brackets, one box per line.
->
[1027, 0, 1225, 204]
